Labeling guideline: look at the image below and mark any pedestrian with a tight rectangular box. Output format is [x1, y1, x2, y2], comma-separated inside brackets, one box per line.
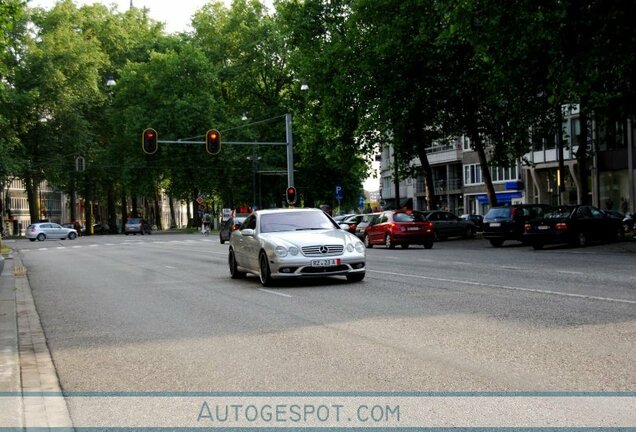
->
[202, 211, 211, 234]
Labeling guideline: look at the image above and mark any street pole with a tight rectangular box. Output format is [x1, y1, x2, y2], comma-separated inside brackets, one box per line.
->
[285, 113, 294, 188]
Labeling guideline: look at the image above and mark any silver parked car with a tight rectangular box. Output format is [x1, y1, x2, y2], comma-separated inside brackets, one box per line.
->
[228, 208, 366, 286]
[26, 222, 78, 242]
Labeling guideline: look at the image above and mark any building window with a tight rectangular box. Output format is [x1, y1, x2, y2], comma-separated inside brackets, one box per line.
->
[491, 161, 519, 182]
[463, 136, 471, 151]
[464, 164, 482, 185]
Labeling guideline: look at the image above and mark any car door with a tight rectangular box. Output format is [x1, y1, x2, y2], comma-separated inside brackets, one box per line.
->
[366, 213, 383, 244]
[443, 212, 462, 237]
[49, 223, 65, 238]
[232, 215, 255, 268]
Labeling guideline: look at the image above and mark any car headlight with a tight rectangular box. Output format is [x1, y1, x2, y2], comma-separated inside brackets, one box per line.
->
[346, 243, 355, 253]
[288, 246, 299, 256]
[274, 246, 288, 257]
[354, 242, 365, 253]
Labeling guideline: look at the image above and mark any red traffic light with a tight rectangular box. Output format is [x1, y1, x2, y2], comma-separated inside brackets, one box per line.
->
[286, 186, 297, 205]
[206, 129, 221, 155]
[142, 128, 158, 155]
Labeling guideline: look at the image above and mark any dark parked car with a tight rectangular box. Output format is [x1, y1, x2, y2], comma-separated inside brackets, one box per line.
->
[483, 204, 550, 247]
[460, 214, 484, 231]
[364, 210, 434, 249]
[523, 205, 624, 249]
[124, 218, 151, 235]
[417, 210, 476, 240]
[219, 214, 249, 244]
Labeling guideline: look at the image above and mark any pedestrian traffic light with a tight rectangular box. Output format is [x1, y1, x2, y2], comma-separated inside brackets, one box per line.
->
[142, 128, 158, 155]
[206, 129, 221, 155]
[286, 186, 297, 205]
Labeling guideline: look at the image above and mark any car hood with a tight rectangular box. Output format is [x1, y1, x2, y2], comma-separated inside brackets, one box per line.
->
[259, 229, 357, 247]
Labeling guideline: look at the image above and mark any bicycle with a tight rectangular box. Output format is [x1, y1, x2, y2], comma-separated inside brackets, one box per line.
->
[202, 224, 210, 236]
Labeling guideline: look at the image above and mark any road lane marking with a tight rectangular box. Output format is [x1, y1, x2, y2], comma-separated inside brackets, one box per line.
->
[501, 266, 522, 270]
[556, 270, 585, 275]
[38, 248, 48, 251]
[368, 269, 636, 305]
[258, 289, 292, 298]
[56, 247, 66, 250]
[165, 266, 177, 269]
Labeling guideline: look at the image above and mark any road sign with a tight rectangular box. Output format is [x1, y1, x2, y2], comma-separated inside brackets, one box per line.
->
[359, 195, 365, 208]
[196, 197, 204, 204]
[335, 185, 344, 201]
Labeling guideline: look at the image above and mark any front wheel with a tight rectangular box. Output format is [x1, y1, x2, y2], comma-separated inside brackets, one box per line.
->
[259, 252, 273, 287]
[228, 249, 246, 279]
[346, 272, 365, 282]
[68, 232, 77, 240]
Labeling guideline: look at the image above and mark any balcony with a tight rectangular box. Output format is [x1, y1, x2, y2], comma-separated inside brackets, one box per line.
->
[426, 143, 462, 165]
[416, 177, 463, 195]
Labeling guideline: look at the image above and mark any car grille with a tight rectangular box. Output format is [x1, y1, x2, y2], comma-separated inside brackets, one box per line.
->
[301, 245, 344, 256]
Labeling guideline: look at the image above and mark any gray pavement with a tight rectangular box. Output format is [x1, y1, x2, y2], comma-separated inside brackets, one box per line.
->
[0, 245, 72, 428]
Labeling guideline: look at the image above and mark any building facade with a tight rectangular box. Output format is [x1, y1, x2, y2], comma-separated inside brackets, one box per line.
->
[378, 109, 635, 216]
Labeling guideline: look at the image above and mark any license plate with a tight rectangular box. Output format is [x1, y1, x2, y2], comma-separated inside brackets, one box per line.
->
[538, 225, 550, 230]
[407, 227, 420, 231]
[489, 222, 501, 227]
[311, 259, 341, 267]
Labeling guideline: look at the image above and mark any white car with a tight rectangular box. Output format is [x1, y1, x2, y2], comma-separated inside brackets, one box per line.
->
[228, 208, 366, 286]
[26, 222, 78, 242]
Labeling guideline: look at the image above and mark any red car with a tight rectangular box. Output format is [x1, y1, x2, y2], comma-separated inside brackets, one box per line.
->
[363, 210, 435, 249]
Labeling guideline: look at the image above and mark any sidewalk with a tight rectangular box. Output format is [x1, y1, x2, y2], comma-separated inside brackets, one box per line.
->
[0, 246, 73, 428]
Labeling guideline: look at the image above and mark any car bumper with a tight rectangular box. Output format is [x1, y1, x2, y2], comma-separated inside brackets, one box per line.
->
[268, 255, 366, 278]
[523, 231, 570, 245]
[389, 232, 434, 244]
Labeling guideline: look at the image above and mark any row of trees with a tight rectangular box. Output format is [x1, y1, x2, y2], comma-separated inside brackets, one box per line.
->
[1, 0, 634, 231]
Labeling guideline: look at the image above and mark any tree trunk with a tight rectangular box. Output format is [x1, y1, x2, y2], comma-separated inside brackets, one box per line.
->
[25, 177, 39, 222]
[131, 196, 139, 218]
[154, 189, 162, 231]
[107, 184, 117, 233]
[169, 195, 176, 228]
[470, 124, 497, 207]
[83, 177, 93, 235]
[415, 141, 436, 210]
[120, 189, 127, 233]
[70, 176, 77, 223]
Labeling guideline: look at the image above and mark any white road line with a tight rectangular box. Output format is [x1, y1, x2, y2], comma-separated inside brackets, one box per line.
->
[72, 246, 82, 248]
[258, 288, 293, 298]
[56, 247, 66, 250]
[501, 266, 523, 270]
[368, 269, 636, 305]
[38, 248, 48, 251]
[556, 270, 585, 275]
[88, 244, 99, 247]
[105, 243, 115, 246]
[165, 266, 177, 269]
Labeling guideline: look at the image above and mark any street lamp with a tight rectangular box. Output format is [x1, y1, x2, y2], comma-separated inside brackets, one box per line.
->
[300, 80, 309, 91]
[241, 112, 248, 121]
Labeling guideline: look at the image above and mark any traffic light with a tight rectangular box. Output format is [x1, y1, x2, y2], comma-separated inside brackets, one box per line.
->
[206, 129, 221, 155]
[286, 186, 297, 205]
[142, 128, 158, 155]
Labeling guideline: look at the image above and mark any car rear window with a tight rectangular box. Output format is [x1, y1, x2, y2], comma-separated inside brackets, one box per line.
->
[127, 218, 141, 224]
[485, 208, 511, 219]
[393, 213, 416, 222]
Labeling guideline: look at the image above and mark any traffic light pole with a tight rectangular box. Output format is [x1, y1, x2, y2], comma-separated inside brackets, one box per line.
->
[156, 113, 295, 188]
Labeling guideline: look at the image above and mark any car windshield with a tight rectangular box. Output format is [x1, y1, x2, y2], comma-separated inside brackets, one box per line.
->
[260, 211, 336, 233]
[543, 207, 574, 219]
[127, 218, 141, 224]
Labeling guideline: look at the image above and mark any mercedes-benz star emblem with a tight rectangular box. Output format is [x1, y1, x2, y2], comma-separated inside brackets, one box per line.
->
[319, 246, 329, 254]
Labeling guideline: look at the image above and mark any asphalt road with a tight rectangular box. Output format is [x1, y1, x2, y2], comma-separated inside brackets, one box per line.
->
[14, 233, 636, 393]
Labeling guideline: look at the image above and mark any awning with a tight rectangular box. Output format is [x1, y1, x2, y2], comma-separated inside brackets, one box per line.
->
[475, 191, 523, 205]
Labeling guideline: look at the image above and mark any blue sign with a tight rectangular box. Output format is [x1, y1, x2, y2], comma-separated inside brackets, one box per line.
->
[359, 195, 365, 207]
[335, 185, 344, 201]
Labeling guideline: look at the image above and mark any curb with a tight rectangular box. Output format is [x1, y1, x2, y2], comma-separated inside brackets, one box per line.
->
[0, 252, 73, 428]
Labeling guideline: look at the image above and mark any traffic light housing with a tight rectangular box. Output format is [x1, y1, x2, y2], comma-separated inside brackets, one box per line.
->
[286, 186, 297, 205]
[142, 128, 158, 155]
[206, 129, 221, 155]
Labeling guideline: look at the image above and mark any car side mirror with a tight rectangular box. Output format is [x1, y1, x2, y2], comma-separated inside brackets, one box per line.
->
[241, 228, 255, 237]
[339, 223, 350, 230]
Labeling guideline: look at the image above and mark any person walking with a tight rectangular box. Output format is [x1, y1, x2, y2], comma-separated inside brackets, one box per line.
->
[202, 211, 211, 235]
